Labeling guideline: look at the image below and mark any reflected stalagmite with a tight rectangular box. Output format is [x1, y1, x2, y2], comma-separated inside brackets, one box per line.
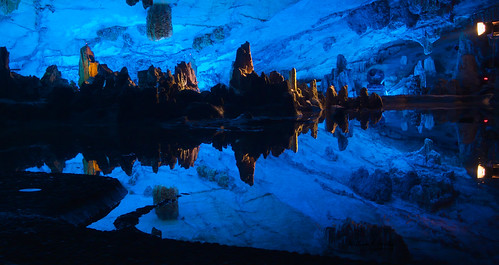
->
[235, 151, 256, 186]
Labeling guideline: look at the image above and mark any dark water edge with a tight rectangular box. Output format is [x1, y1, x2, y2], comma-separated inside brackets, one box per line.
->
[1, 105, 498, 265]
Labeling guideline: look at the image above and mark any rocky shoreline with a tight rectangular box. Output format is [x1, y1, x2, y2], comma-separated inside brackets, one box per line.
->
[0, 171, 369, 265]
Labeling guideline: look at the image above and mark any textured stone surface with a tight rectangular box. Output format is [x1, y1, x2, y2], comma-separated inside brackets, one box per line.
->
[146, 4, 173, 40]
[78, 45, 99, 86]
[349, 168, 392, 203]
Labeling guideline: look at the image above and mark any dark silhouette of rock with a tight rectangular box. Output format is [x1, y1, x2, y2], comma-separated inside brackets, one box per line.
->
[230, 41, 255, 96]
[456, 54, 480, 95]
[0, 46, 11, 97]
[40, 65, 72, 98]
[326, 218, 411, 264]
[269, 71, 284, 84]
[325, 85, 338, 107]
[114, 204, 156, 230]
[349, 168, 392, 203]
[0, 171, 127, 226]
[142, 0, 153, 9]
[368, 92, 383, 109]
[359, 87, 369, 107]
[146, 3, 172, 40]
[138, 65, 162, 88]
[338, 85, 348, 106]
[126, 0, 140, 6]
[235, 151, 256, 186]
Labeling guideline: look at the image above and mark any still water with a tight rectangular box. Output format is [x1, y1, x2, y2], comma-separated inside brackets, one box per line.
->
[1, 108, 498, 264]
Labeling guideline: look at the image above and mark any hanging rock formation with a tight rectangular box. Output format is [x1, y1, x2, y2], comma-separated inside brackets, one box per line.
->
[146, 3, 173, 40]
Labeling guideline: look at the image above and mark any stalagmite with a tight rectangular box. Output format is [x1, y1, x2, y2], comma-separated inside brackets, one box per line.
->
[78, 45, 99, 86]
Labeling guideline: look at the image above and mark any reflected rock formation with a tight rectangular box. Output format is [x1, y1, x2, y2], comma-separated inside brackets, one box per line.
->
[0, 118, 321, 186]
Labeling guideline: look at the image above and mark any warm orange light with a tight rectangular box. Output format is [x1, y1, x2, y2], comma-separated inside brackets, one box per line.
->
[477, 22, 486, 36]
[477, 165, 486, 179]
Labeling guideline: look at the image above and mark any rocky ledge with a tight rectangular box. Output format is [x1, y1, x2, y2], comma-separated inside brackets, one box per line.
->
[0, 171, 368, 265]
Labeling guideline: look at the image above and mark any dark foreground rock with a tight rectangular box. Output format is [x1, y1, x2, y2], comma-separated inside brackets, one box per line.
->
[0, 172, 127, 226]
[0, 214, 367, 265]
[0, 171, 369, 265]
[326, 218, 411, 264]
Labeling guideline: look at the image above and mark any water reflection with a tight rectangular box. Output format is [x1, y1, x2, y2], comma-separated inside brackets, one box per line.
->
[1, 105, 496, 183]
[0, 117, 323, 186]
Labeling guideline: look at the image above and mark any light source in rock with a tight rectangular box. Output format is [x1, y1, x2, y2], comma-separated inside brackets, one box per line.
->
[477, 22, 486, 36]
[477, 21, 499, 37]
[147, 3, 173, 41]
[477, 164, 486, 179]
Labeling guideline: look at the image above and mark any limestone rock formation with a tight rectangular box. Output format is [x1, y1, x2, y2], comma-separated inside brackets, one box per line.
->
[349, 167, 392, 203]
[146, 3, 173, 41]
[78, 45, 99, 87]
[40, 65, 72, 98]
[325, 85, 338, 107]
[322, 54, 356, 96]
[174, 61, 199, 92]
[153, 185, 179, 220]
[230, 41, 255, 95]
[366, 68, 386, 95]
[392, 170, 458, 211]
[326, 218, 411, 264]
[0, 0, 20, 14]
[338, 85, 348, 106]
[346, 0, 390, 35]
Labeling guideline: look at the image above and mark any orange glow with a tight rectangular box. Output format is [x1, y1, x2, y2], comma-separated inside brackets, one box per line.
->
[477, 22, 486, 36]
[477, 165, 486, 179]
[84, 160, 101, 175]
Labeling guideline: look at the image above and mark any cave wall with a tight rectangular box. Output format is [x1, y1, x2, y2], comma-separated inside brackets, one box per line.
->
[0, 0, 496, 91]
